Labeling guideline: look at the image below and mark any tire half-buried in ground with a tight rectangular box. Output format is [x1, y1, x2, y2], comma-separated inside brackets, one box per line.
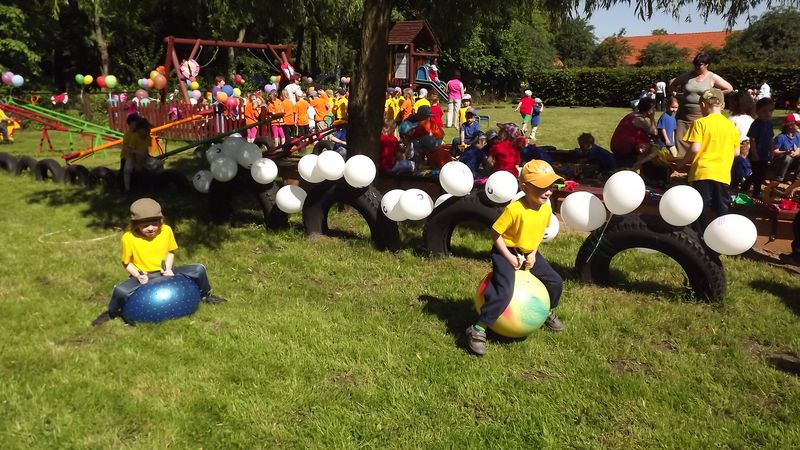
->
[574, 214, 727, 301]
[14, 156, 37, 176]
[0, 152, 19, 173]
[423, 192, 504, 256]
[207, 171, 287, 230]
[303, 181, 399, 250]
[64, 164, 91, 186]
[33, 158, 65, 182]
[89, 166, 118, 189]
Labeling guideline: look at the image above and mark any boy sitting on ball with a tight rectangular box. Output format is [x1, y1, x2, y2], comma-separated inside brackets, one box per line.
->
[466, 160, 566, 356]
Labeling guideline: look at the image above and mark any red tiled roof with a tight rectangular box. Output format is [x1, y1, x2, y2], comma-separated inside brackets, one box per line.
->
[388, 20, 440, 50]
[618, 30, 738, 65]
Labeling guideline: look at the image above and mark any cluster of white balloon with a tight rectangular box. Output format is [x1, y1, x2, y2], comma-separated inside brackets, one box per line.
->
[381, 161, 560, 242]
[192, 136, 278, 193]
[278, 152, 378, 213]
[559, 170, 757, 256]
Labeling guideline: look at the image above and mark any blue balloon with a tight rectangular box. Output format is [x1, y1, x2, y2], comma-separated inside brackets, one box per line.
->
[11, 74, 24, 87]
[222, 84, 234, 96]
[122, 275, 201, 323]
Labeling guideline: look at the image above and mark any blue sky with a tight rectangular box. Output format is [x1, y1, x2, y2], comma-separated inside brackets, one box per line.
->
[587, 3, 770, 38]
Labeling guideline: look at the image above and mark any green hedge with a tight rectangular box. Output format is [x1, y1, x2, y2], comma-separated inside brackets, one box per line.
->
[530, 64, 800, 107]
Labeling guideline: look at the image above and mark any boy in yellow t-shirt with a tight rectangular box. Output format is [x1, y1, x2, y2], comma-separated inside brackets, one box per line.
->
[333, 89, 348, 120]
[92, 198, 225, 326]
[676, 88, 740, 223]
[465, 160, 565, 356]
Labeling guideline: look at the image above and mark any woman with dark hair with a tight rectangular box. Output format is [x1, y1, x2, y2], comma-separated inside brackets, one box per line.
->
[669, 53, 734, 157]
[446, 70, 465, 129]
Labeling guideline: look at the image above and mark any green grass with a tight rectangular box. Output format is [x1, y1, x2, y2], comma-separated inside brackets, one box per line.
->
[2, 106, 800, 448]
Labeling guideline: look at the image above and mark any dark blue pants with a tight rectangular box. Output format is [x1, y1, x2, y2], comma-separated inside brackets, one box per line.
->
[691, 179, 729, 230]
[742, 161, 768, 196]
[479, 246, 563, 326]
[108, 264, 211, 315]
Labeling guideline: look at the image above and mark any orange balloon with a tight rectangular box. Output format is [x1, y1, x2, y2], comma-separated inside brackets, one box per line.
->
[146, 78, 154, 89]
[156, 65, 167, 75]
[216, 92, 228, 103]
[275, 76, 281, 83]
[154, 74, 167, 90]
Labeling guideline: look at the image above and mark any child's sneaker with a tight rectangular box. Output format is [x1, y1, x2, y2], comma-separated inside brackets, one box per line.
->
[543, 312, 564, 332]
[465, 325, 487, 356]
[201, 293, 227, 305]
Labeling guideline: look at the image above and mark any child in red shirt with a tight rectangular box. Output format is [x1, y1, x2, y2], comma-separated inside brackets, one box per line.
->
[515, 90, 535, 135]
[487, 123, 522, 176]
[379, 119, 401, 173]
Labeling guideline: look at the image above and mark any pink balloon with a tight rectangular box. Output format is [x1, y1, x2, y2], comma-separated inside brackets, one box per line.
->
[135, 89, 148, 99]
[1, 72, 13, 85]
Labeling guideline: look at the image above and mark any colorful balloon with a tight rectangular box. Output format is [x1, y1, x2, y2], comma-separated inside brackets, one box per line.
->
[150, 70, 160, 80]
[74, 74, 84, 85]
[135, 89, 148, 99]
[190, 81, 199, 90]
[216, 91, 228, 103]
[222, 85, 234, 96]
[104, 75, 118, 89]
[2, 72, 13, 85]
[232, 87, 241, 97]
[146, 78, 154, 89]
[11, 75, 24, 87]
[153, 74, 167, 90]
[475, 270, 550, 338]
[191, 89, 202, 100]
[96, 75, 106, 89]
[83, 75, 93, 85]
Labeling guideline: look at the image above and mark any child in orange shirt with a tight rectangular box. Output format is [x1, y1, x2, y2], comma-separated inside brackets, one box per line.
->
[295, 91, 311, 134]
[267, 90, 286, 147]
[244, 93, 260, 143]
[400, 88, 414, 122]
[281, 90, 296, 138]
[310, 91, 330, 130]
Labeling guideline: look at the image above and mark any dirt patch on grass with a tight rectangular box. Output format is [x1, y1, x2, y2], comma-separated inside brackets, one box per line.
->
[653, 339, 678, 353]
[608, 359, 651, 375]
[206, 320, 225, 330]
[330, 372, 357, 387]
[742, 338, 769, 358]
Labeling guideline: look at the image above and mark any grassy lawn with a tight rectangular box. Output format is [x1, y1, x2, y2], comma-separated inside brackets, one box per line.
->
[1, 106, 800, 448]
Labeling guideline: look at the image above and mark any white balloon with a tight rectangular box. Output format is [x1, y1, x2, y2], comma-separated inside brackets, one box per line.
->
[603, 170, 646, 215]
[560, 191, 607, 232]
[439, 161, 474, 196]
[343, 155, 376, 187]
[192, 170, 213, 193]
[380, 189, 407, 221]
[221, 136, 246, 158]
[236, 143, 262, 168]
[485, 171, 519, 204]
[298, 154, 325, 183]
[316, 150, 346, 180]
[703, 214, 757, 256]
[542, 214, 560, 242]
[398, 189, 433, 221]
[659, 185, 704, 226]
[206, 144, 225, 163]
[434, 193, 453, 208]
[209, 156, 238, 182]
[275, 185, 307, 214]
[251, 158, 278, 184]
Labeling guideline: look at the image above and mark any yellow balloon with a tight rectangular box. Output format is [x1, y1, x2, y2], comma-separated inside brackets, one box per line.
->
[83, 75, 93, 85]
[150, 70, 159, 80]
[190, 81, 199, 90]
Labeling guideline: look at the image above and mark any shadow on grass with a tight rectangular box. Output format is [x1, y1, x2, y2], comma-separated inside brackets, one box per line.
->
[605, 267, 694, 302]
[419, 294, 528, 354]
[24, 178, 234, 254]
[750, 279, 800, 316]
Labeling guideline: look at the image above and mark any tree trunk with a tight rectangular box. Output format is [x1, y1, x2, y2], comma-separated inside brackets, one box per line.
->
[348, 0, 394, 161]
[294, 25, 305, 73]
[310, 29, 319, 77]
[227, 26, 247, 78]
[91, 5, 109, 75]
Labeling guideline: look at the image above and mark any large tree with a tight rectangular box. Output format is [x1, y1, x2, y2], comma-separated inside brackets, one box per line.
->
[551, 17, 597, 67]
[637, 41, 689, 66]
[723, 8, 800, 63]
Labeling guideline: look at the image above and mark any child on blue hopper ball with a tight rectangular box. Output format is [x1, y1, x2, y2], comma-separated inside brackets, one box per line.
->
[466, 160, 565, 356]
[92, 198, 225, 326]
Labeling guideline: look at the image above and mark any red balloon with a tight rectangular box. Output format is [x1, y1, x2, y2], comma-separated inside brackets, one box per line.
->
[96, 76, 107, 89]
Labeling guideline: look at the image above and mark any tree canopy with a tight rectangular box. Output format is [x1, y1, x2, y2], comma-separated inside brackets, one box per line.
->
[722, 8, 800, 64]
[637, 42, 689, 67]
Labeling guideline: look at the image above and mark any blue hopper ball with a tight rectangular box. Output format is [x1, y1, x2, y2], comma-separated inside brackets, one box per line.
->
[122, 275, 201, 323]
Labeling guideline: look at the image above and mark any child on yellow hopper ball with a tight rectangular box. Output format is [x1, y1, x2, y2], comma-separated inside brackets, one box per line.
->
[92, 198, 225, 326]
[466, 160, 565, 355]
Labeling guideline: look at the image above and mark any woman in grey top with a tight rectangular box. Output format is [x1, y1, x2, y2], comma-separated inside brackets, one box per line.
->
[669, 53, 734, 157]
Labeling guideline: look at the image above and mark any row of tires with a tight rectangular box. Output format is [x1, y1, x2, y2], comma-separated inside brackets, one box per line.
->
[0, 152, 190, 191]
[0, 152, 726, 300]
[210, 171, 727, 300]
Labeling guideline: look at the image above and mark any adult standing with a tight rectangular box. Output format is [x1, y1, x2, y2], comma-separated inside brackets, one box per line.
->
[446, 71, 466, 129]
[669, 53, 733, 157]
[655, 80, 666, 111]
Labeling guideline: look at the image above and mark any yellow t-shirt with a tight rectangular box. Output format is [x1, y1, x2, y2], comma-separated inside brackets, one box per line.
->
[492, 200, 551, 254]
[334, 97, 348, 120]
[683, 113, 740, 184]
[459, 106, 469, 126]
[385, 97, 396, 120]
[120, 224, 178, 273]
[414, 98, 430, 112]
